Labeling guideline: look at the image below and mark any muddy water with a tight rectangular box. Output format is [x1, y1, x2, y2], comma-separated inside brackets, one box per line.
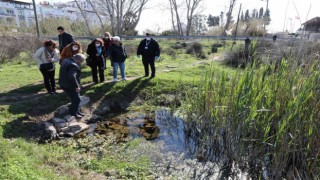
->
[90, 110, 247, 179]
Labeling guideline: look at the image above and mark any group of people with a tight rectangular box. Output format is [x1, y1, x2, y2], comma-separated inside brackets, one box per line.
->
[33, 26, 161, 119]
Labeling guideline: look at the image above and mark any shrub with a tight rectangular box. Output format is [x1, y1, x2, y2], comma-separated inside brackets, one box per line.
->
[185, 42, 206, 59]
[0, 35, 42, 64]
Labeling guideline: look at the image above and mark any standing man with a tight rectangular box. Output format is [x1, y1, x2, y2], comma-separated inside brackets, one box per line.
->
[137, 33, 160, 78]
[57, 26, 74, 52]
[59, 54, 86, 119]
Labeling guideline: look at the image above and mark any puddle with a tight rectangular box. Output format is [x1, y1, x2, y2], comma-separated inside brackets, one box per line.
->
[84, 109, 248, 179]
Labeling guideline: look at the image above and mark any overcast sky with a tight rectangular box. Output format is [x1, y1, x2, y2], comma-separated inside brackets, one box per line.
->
[34, 0, 320, 34]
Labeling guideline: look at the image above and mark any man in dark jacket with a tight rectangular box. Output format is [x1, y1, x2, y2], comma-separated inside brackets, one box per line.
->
[137, 33, 160, 78]
[57, 26, 75, 52]
[59, 54, 86, 118]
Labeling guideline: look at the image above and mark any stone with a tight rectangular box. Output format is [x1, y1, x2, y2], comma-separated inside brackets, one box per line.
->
[52, 118, 66, 124]
[64, 115, 76, 122]
[55, 122, 69, 130]
[69, 122, 90, 134]
[59, 126, 71, 133]
[40, 122, 59, 142]
[79, 96, 90, 107]
[54, 105, 69, 117]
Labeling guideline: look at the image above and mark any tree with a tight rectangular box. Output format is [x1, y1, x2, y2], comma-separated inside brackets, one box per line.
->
[264, 9, 271, 25]
[220, 11, 224, 26]
[223, 0, 236, 36]
[207, 15, 220, 27]
[87, 0, 105, 35]
[185, 0, 204, 36]
[244, 9, 250, 21]
[75, 0, 93, 36]
[169, 0, 183, 36]
[192, 14, 207, 34]
[259, 7, 264, 19]
[96, 0, 150, 35]
[240, 11, 244, 22]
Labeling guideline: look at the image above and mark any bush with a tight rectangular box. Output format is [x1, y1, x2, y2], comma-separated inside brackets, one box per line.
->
[171, 41, 187, 49]
[185, 42, 206, 59]
[0, 35, 42, 64]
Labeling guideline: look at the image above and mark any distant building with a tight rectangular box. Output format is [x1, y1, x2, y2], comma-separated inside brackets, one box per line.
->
[301, 17, 320, 41]
[0, 0, 33, 27]
[0, 0, 106, 28]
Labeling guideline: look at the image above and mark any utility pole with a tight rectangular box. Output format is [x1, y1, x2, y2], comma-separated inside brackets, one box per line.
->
[231, 3, 242, 50]
[32, 0, 40, 38]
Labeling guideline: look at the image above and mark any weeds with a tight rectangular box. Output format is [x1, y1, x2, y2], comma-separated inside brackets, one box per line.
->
[184, 57, 320, 178]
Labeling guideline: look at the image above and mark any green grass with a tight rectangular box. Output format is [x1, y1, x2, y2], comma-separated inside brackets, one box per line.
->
[0, 39, 233, 179]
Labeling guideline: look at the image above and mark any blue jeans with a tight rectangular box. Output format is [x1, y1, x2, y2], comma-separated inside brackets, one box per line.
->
[113, 62, 125, 79]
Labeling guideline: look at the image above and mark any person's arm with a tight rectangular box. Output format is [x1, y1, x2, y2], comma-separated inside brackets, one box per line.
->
[68, 33, 75, 44]
[155, 41, 160, 57]
[52, 49, 60, 62]
[137, 41, 143, 56]
[67, 65, 80, 90]
[33, 48, 44, 65]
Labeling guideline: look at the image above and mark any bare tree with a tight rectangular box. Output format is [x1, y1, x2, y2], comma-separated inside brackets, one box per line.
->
[87, 0, 105, 35]
[223, 0, 236, 36]
[169, 0, 183, 36]
[96, 0, 150, 35]
[168, 0, 176, 33]
[75, 0, 93, 36]
[185, 0, 203, 36]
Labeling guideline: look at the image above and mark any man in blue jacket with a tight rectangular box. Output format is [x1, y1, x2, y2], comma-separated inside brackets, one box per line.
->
[59, 54, 86, 119]
[137, 33, 160, 78]
[57, 26, 74, 52]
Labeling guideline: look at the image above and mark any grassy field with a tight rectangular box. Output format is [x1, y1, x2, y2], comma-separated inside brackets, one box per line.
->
[0, 39, 230, 179]
[1, 38, 318, 179]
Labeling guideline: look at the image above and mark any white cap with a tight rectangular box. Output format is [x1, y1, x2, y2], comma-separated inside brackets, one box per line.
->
[113, 36, 120, 42]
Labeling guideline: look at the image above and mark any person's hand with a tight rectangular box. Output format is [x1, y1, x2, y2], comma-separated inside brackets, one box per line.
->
[155, 56, 160, 61]
[137, 55, 140, 58]
[76, 87, 81, 92]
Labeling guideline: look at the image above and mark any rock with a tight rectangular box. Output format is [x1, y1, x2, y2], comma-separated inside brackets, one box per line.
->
[55, 122, 69, 130]
[64, 115, 76, 122]
[54, 105, 69, 118]
[69, 122, 90, 134]
[52, 118, 66, 124]
[40, 122, 59, 142]
[79, 96, 90, 107]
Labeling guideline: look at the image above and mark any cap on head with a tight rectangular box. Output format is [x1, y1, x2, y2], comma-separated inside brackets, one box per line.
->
[146, 33, 151, 36]
[57, 26, 64, 31]
[113, 36, 121, 42]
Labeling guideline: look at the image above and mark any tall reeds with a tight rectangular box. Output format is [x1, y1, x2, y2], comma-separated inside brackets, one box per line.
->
[184, 43, 320, 178]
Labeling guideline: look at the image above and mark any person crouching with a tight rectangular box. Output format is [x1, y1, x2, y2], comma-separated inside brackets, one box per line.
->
[59, 54, 86, 119]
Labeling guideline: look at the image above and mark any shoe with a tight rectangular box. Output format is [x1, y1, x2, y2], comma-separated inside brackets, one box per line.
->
[75, 114, 83, 119]
[151, 75, 155, 78]
[77, 112, 85, 116]
[113, 78, 118, 82]
[143, 75, 149, 77]
[50, 92, 56, 95]
[122, 77, 127, 81]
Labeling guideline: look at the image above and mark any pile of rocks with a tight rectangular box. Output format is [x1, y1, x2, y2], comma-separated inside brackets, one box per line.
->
[41, 96, 91, 141]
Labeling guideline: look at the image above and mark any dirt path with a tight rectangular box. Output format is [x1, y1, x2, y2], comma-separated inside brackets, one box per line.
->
[0, 77, 139, 106]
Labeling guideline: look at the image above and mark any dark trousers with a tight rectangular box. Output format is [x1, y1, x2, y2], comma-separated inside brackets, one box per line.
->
[91, 64, 105, 83]
[40, 69, 56, 93]
[142, 59, 155, 76]
[63, 88, 81, 116]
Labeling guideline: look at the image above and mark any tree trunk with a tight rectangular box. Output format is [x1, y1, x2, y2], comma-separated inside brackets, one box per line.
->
[75, 0, 93, 36]
[87, 0, 105, 35]
[223, 0, 236, 36]
[169, 0, 177, 33]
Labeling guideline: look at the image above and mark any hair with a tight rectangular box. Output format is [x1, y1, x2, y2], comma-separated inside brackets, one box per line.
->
[43, 40, 57, 49]
[93, 38, 104, 46]
[73, 53, 86, 62]
[70, 41, 81, 48]
[57, 26, 64, 31]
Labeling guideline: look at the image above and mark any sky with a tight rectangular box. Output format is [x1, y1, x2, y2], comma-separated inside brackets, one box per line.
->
[34, 0, 320, 34]
[138, 0, 320, 34]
